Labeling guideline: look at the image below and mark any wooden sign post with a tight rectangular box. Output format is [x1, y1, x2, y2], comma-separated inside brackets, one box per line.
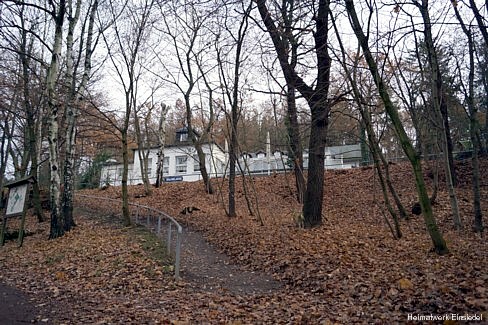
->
[1, 176, 35, 247]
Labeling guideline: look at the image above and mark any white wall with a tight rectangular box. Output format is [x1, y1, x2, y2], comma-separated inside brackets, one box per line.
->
[100, 143, 362, 186]
[101, 143, 226, 186]
[99, 163, 134, 186]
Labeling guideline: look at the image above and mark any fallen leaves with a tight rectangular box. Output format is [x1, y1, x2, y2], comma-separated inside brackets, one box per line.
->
[0, 159, 487, 323]
[398, 278, 414, 290]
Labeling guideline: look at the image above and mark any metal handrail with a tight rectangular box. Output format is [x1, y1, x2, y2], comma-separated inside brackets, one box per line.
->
[75, 194, 182, 278]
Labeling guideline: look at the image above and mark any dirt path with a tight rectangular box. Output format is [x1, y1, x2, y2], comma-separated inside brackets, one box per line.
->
[0, 212, 282, 323]
[0, 282, 42, 324]
[179, 227, 282, 295]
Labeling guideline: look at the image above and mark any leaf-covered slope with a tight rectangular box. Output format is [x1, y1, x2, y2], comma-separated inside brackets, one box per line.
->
[0, 160, 485, 323]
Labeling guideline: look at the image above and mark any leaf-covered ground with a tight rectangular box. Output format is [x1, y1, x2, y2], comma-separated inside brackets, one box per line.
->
[1, 159, 487, 324]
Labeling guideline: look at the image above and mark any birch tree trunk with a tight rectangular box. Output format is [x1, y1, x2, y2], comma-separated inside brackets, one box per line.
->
[48, 1, 67, 239]
[61, 0, 82, 232]
[62, 0, 98, 232]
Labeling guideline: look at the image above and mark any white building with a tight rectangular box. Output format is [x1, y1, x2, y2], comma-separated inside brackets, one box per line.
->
[100, 127, 226, 186]
[100, 128, 363, 186]
[239, 144, 362, 175]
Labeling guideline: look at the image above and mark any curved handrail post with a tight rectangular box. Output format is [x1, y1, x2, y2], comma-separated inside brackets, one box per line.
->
[167, 223, 172, 255]
[175, 225, 182, 279]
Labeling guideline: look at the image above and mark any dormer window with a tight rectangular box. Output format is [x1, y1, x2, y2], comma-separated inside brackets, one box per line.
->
[175, 126, 189, 143]
[179, 132, 188, 142]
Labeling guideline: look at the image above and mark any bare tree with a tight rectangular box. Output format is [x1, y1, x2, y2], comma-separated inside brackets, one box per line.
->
[0, 2, 47, 220]
[344, 0, 448, 254]
[44, 0, 67, 239]
[155, 103, 170, 187]
[62, 0, 99, 231]
[133, 99, 157, 195]
[215, 1, 253, 217]
[266, 0, 306, 203]
[331, 16, 402, 238]
[155, 0, 218, 194]
[102, 0, 156, 226]
[413, 0, 461, 229]
[465, 0, 488, 154]
[255, 0, 333, 227]
[18, 5, 44, 221]
[453, 3, 483, 233]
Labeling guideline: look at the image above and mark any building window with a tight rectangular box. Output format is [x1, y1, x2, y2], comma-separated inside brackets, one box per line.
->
[193, 154, 200, 172]
[176, 156, 187, 174]
[146, 158, 152, 176]
[163, 156, 169, 174]
[180, 132, 188, 142]
[117, 167, 123, 179]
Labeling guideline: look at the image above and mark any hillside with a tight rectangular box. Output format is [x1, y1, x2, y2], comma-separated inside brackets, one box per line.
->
[81, 159, 487, 322]
[1, 159, 486, 323]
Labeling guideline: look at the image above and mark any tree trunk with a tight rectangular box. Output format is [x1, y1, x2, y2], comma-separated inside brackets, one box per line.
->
[184, 96, 213, 194]
[469, 0, 488, 47]
[134, 111, 152, 195]
[357, 96, 404, 230]
[62, 0, 97, 231]
[374, 160, 401, 239]
[0, 114, 14, 209]
[228, 110, 238, 218]
[417, 0, 461, 229]
[359, 122, 369, 165]
[281, 0, 305, 203]
[62, 103, 77, 231]
[470, 112, 483, 234]
[121, 130, 131, 227]
[155, 103, 169, 187]
[345, 0, 448, 254]
[255, 0, 332, 227]
[453, 4, 483, 233]
[430, 156, 439, 204]
[62, 0, 78, 229]
[285, 86, 305, 203]
[222, 3, 253, 217]
[302, 102, 328, 227]
[332, 10, 406, 225]
[47, 1, 66, 239]
[467, 0, 488, 155]
[440, 98, 457, 186]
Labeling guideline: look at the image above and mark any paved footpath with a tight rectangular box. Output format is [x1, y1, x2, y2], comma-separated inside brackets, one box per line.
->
[180, 227, 282, 294]
[0, 282, 40, 324]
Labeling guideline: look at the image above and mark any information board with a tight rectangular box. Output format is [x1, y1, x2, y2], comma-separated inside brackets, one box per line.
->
[6, 183, 28, 217]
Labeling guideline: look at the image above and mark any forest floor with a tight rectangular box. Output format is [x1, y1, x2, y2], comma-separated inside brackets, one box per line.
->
[0, 159, 487, 324]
